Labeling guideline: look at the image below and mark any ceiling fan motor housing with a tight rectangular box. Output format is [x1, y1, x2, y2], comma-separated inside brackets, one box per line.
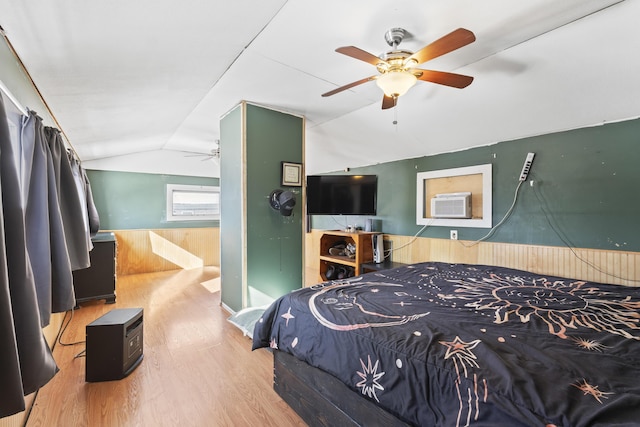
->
[377, 50, 414, 73]
[384, 27, 408, 48]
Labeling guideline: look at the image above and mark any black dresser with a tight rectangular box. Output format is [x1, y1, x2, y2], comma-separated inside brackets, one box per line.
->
[73, 232, 117, 305]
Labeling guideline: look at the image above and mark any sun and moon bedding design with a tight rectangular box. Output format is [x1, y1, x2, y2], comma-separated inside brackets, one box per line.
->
[253, 262, 640, 426]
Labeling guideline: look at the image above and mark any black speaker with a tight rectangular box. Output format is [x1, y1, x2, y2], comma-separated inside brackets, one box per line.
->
[85, 308, 144, 382]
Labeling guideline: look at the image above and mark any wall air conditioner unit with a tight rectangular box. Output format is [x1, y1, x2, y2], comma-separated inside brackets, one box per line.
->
[431, 192, 472, 218]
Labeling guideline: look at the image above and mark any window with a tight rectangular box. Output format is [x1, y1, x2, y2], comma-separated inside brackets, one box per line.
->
[166, 184, 220, 221]
[416, 164, 492, 228]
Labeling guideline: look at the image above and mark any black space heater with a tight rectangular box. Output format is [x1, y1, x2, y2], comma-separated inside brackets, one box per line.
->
[85, 308, 144, 382]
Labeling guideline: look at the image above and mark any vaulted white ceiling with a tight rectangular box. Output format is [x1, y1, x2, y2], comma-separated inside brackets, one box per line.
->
[0, 0, 637, 177]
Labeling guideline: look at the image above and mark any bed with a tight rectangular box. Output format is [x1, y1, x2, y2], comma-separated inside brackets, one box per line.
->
[252, 262, 640, 426]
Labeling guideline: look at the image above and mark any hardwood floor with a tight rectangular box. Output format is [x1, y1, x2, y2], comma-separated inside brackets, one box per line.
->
[26, 267, 306, 427]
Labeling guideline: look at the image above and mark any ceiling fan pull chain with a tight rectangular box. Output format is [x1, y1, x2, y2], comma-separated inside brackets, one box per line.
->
[393, 103, 398, 127]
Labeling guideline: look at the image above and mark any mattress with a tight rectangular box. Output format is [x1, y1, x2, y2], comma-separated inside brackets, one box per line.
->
[253, 262, 640, 426]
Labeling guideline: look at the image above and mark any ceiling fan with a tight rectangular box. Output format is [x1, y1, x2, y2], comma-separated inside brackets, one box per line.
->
[184, 140, 220, 161]
[322, 27, 476, 109]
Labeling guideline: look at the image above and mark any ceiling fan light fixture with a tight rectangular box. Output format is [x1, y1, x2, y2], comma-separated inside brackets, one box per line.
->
[376, 71, 417, 97]
[324, 27, 475, 109]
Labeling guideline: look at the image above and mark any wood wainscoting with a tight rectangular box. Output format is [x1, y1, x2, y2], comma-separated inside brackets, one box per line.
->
[113, 227, 220, 276]
[304, 230, 639, 287]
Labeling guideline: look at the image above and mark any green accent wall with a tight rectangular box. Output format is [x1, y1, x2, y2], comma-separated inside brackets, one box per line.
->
[220, 103, 304, 312]
[87, 169, 218, 230]
[245, 104, 303, 307]
[220, 105, 244, 312]
[312, 118, 640, 253]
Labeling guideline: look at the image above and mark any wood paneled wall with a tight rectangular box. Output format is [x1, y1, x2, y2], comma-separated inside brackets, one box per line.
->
[305, 230, 640, 287]
[113, 228, 219, 276]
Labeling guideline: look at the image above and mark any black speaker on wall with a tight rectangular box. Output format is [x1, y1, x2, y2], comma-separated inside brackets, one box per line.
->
[85, 308, 144, 382]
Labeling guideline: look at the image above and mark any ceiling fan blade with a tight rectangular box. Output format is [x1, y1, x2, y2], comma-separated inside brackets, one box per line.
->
[407, 28, 475, 65]
[321, 75, 377, 97]
[415, 69, 474, 88]
[336, 46, 387, 67]
[381, 95, 397, 110]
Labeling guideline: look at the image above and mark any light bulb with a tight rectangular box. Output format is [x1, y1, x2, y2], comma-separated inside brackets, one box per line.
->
[376, 71, 417, 97]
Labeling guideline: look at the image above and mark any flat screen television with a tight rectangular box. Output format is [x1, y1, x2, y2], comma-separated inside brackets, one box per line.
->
[306, 175, 377, 215]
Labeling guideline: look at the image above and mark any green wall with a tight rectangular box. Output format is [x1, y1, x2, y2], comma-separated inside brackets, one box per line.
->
[220, 103, 304, 312]
[312, 118, 640, 253]
[220, 105, 244, 312]
[245, 104, 304, 307]
[87, 169, 218, 230]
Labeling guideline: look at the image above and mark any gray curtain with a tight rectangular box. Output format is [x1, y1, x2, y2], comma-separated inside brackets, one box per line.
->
[0, 98, 99, 417]
[20, 113, 78, 326]
[46, 127, 91, 271]
[0, 98, 59, 417]
[72, 155, 100, 236]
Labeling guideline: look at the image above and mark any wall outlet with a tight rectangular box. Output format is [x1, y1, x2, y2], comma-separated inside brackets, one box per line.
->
[450, 230, 458, 240]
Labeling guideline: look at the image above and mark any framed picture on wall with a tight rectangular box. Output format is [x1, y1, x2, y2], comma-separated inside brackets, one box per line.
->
[281, 161, 302, 187]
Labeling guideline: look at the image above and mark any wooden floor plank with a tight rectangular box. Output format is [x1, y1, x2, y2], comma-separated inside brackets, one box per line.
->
[26, 267, 305, 427]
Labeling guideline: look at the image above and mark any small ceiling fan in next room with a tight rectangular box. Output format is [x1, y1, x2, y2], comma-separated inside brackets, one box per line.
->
[184, 140, 220, 162]
[322, 27, 476, 109]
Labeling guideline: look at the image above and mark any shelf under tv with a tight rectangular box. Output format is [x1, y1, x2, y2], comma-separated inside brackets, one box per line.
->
[318, 230, 378, 281]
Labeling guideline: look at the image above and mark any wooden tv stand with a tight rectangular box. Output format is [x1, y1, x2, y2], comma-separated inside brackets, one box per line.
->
[318, 230, 379, 281]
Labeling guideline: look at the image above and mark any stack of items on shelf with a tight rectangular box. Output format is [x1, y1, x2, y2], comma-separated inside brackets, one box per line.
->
[328, 241, 356, 259]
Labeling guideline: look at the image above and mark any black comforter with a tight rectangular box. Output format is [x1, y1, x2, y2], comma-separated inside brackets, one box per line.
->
[252, 262, 640, 426]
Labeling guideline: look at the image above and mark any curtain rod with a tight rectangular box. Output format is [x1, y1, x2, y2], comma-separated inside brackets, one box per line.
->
[0, 78, 28, 116]
[0, 24, 79, 160]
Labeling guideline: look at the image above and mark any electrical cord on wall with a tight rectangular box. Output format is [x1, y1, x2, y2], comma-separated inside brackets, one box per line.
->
[459, 180, 524, 248]
[330, 215, 348, 230]
[533, 182, 640, 284]
[453, 170, 638, 284]
[385, 222, 432, 259]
